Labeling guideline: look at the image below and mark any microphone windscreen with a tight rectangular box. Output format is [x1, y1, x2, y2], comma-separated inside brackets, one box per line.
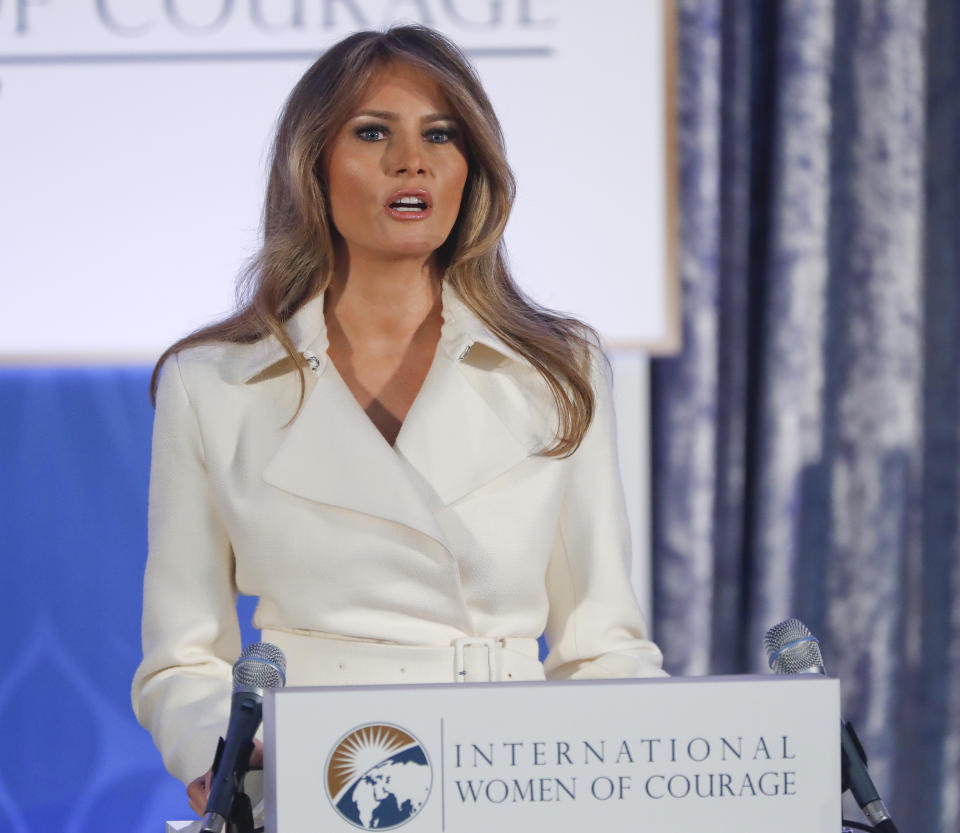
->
[763, 618, 826, 674]
[233, 641, 287, 689]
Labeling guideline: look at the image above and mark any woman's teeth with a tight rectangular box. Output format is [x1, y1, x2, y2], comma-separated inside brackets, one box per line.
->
[391, 197, 427, 211]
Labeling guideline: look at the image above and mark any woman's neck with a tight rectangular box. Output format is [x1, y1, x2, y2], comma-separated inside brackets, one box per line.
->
[323, 249, 445, 446]
[324, 251, 442, 353]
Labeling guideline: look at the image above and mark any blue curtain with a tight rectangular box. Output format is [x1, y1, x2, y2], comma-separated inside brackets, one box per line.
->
[652, 1, 960, 830]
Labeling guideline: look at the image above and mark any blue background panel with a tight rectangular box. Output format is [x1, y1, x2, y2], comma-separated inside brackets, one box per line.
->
[0, 368, 259, 832]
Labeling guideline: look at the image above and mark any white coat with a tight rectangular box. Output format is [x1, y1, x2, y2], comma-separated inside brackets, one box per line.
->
[131, 282, 664, 785]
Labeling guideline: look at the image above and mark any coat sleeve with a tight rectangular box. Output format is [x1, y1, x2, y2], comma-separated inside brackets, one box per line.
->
[543, 352, 666, 680]
[131, 353, 241, 784]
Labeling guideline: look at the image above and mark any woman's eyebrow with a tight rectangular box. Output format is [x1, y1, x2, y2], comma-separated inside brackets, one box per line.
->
[352, 109, 457, 122]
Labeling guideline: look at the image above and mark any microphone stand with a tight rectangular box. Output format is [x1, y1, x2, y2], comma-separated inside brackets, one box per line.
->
[840, 720, 898, 833]
[200, 737, 258, 833]
[224, 782, 256, 833]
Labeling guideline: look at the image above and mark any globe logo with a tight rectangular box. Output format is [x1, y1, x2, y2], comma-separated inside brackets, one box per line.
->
[325, 723, 432, 830]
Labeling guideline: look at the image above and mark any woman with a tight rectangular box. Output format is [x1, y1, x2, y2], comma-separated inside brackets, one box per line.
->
[131, 24, 664, 816]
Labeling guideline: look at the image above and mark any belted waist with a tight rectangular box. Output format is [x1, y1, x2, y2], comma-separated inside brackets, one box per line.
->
[261, 628, 544, 685]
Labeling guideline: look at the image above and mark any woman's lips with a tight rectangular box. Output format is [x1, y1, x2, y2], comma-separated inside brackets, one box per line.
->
[385, 204, 432, 220]
[385, 189, 432, 220]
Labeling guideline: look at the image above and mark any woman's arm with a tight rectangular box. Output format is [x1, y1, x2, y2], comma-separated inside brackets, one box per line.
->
[131, 352, 243, 784]
[543, 352, 666, 679]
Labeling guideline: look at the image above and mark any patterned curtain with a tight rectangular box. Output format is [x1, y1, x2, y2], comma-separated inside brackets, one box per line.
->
[651, 1, 960, 830]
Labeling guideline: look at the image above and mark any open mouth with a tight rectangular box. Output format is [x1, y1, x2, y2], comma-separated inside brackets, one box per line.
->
[389, 196, 429, 212]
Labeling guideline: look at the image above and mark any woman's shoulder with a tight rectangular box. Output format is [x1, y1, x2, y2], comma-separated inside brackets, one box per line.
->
[156, 338, 302, 412]
[159, 341, 245, 386]
[159, 293, 327, 389]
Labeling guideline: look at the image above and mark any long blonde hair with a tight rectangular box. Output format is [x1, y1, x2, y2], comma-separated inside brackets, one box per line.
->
[152, 25, 599, 456]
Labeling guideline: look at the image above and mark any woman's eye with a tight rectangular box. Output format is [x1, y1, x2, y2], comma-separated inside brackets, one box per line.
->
[355, 125, 387, 141]
[424, 128, 456, 144]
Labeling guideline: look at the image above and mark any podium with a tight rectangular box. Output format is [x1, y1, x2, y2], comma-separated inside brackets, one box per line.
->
[258, 674, 841, 833]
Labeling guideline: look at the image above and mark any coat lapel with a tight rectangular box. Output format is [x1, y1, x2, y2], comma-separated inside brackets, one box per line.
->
[262, 360, 450, 547]
[394, 353, 538, 506]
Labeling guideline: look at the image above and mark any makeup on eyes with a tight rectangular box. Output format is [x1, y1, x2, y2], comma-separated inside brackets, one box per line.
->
[351, 107, 458, 135]
[352, 122, 459, 143]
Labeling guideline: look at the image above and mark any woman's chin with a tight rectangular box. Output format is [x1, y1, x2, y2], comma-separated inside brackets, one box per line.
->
[377, 240, 447, 264]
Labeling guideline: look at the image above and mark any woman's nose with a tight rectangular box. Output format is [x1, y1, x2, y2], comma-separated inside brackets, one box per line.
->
[386, 131, 425, 175]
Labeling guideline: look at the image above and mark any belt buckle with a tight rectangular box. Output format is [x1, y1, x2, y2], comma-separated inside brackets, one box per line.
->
[453, 637, 498, 682]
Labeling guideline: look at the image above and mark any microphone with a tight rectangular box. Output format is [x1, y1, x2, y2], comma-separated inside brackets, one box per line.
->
[201, 642, 287, 833]
[763, 619, 898, 833]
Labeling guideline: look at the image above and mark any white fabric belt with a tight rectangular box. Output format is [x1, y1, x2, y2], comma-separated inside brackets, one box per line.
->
[261, 628, 544, 685]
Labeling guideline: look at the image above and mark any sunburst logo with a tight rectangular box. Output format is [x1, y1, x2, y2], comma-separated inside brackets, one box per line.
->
[325, 723, 432, 830]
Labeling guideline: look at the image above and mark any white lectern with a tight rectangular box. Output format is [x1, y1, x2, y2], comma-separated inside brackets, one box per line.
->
[257, 674, 840, 833]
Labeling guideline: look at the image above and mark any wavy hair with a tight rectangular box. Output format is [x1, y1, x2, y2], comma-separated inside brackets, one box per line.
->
[151, 25, 599, 456]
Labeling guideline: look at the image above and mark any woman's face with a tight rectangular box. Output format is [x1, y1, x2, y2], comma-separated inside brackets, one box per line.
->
[324, 63, 470, 267]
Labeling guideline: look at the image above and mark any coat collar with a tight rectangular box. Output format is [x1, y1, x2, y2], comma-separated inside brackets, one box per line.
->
[254, 282, 554, 550]
[229, 293, 328, 385]
[229, 282, 526, 384]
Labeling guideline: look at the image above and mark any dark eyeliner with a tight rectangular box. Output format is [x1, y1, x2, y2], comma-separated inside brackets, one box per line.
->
[354, 123, 388, 141]
[425, 126, 457, 143]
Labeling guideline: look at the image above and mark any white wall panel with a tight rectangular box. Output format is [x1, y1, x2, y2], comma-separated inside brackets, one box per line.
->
[0, 0, 670, 357]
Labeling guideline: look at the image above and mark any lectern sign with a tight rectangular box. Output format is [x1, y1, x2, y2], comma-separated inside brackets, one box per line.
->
[264, 675, 841, 833]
